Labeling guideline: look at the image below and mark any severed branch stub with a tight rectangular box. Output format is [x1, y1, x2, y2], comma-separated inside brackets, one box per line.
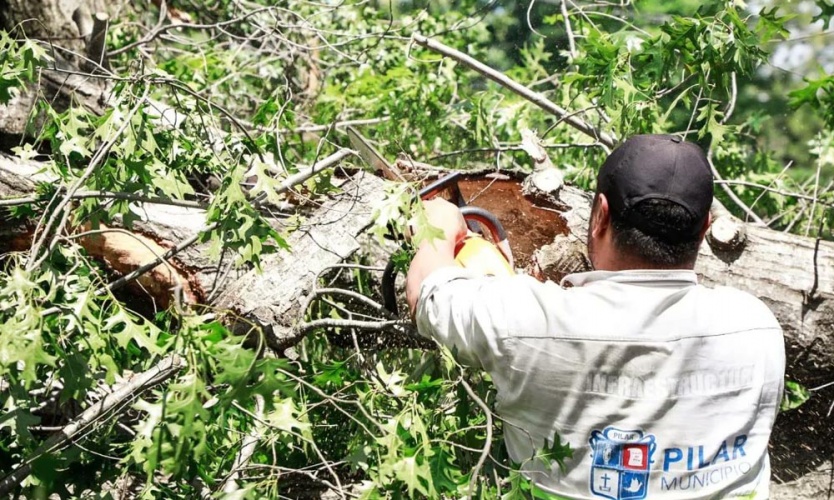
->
[707, 199, 748, 255]
[82, 13, 111, 74]
[520, 128, 565, 206]
[528, 234, 590, 283]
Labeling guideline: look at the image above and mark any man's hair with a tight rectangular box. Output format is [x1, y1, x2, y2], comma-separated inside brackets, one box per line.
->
[608, 198, 704, 266]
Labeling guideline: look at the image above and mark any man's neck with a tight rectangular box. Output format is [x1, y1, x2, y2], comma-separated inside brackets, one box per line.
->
[592, 256, 696, 272]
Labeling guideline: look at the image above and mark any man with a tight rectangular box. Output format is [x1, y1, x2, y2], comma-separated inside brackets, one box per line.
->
[405, 135, 785, 499]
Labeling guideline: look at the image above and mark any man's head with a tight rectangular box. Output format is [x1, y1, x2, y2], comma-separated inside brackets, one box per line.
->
[587, 134, 713, 270]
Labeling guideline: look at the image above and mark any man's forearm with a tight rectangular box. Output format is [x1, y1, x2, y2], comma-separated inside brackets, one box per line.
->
[405, 199, 467, 317]
[405, 237, 458, 317]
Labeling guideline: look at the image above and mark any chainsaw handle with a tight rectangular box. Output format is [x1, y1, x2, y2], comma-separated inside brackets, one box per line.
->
[418, 172, 463, 201]
[460, 207, 514, 268]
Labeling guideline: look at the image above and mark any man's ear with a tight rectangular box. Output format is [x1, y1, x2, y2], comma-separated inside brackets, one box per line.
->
[591, 193, 610, 238]
[698, 211, 712, 240]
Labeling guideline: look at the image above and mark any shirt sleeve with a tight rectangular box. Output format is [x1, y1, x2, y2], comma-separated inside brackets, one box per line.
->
[414, 267, 548, 371]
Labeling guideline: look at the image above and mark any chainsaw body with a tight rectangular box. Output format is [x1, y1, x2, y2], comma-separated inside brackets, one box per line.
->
[454, 205, 514, 276]
[454, 235, 515, 277]
[345, 126, 514, 314]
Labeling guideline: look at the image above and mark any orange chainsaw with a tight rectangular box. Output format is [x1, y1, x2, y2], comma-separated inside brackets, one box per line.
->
[346, 127, 515, 315]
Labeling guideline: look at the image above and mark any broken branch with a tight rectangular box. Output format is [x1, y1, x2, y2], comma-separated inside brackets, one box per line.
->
[411, 33, 615, 149]
[0, 355, 185, 496]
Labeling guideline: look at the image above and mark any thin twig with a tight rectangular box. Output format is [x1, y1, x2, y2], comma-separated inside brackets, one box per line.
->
[411, 33, 615, 150]
[714, 180, 833, 207]
[276, 369, 385, 435]
[222, 395, 265, 494]
[722, 72, 738, 124]
[526, 0, 545, 38]
[310, 288, 396, 319]
[710, 164, 765, 225]
[292, 318, 412, 338]
[461, 378, 493, 497]
[429, 142, 601, 162]
[748, 161, 795, 213]
[105, 232, 201, 294]
[107, 6, 280, 57]
[806, 136, 825, 237]
[701, 68, 763, 225]
[0, 190, 206, 209]
[561, 0, 578, 60]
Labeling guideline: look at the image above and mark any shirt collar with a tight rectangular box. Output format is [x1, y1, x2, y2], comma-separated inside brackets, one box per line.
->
[560, 269, 699, 288]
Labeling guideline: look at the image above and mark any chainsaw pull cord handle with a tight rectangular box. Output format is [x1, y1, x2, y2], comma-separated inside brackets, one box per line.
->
[380, 206, 514, 315]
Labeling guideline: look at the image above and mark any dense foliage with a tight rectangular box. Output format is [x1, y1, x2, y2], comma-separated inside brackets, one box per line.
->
[0, 0, 831, 498]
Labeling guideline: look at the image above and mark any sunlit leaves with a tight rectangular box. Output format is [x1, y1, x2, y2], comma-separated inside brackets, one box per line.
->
[368, 180, 417, 243]
[104, 310, 164, 354]
[0, 33, 47, 103]
[204, 196, 288, 269]
[780, 380, 811, 412]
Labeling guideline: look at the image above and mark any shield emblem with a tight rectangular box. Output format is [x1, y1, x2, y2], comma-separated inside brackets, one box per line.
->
[589, 427, 656, 500]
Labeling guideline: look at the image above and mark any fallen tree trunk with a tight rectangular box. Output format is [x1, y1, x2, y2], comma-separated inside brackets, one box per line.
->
[2, 154, 832, 376]
[211, 171, 386, 353]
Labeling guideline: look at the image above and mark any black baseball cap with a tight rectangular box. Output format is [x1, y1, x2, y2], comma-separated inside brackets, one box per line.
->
[596, 134, 713, 239]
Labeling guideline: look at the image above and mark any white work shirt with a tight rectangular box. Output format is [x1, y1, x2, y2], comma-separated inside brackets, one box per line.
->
[416, 268, 785, 500]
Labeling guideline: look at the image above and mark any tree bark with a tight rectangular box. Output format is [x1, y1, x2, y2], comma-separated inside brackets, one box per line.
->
[212, 172, 386, 353]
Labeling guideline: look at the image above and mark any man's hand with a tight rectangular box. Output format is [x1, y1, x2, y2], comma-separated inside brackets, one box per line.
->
[405, 199, 467, 317]
[419, 198, 468, 248]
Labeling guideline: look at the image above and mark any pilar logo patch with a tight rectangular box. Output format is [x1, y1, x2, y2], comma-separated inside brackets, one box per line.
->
[589, 427, 656, 500]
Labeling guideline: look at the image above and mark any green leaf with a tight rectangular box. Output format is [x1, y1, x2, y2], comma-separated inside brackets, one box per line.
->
[391, 455, 433, 497]
[58, 135, 92, 158]
[535, 433, 574, 474]
[252, 97, 281, 126]
[429, 446, 464, 493]
[813, 0, 834, 29]
[265, 398, 312, 440]
[0, 407, 40, 442]
[314, 360, 349, 387]
[781, 380, 810, 411]
[104, 311, 163, 354]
